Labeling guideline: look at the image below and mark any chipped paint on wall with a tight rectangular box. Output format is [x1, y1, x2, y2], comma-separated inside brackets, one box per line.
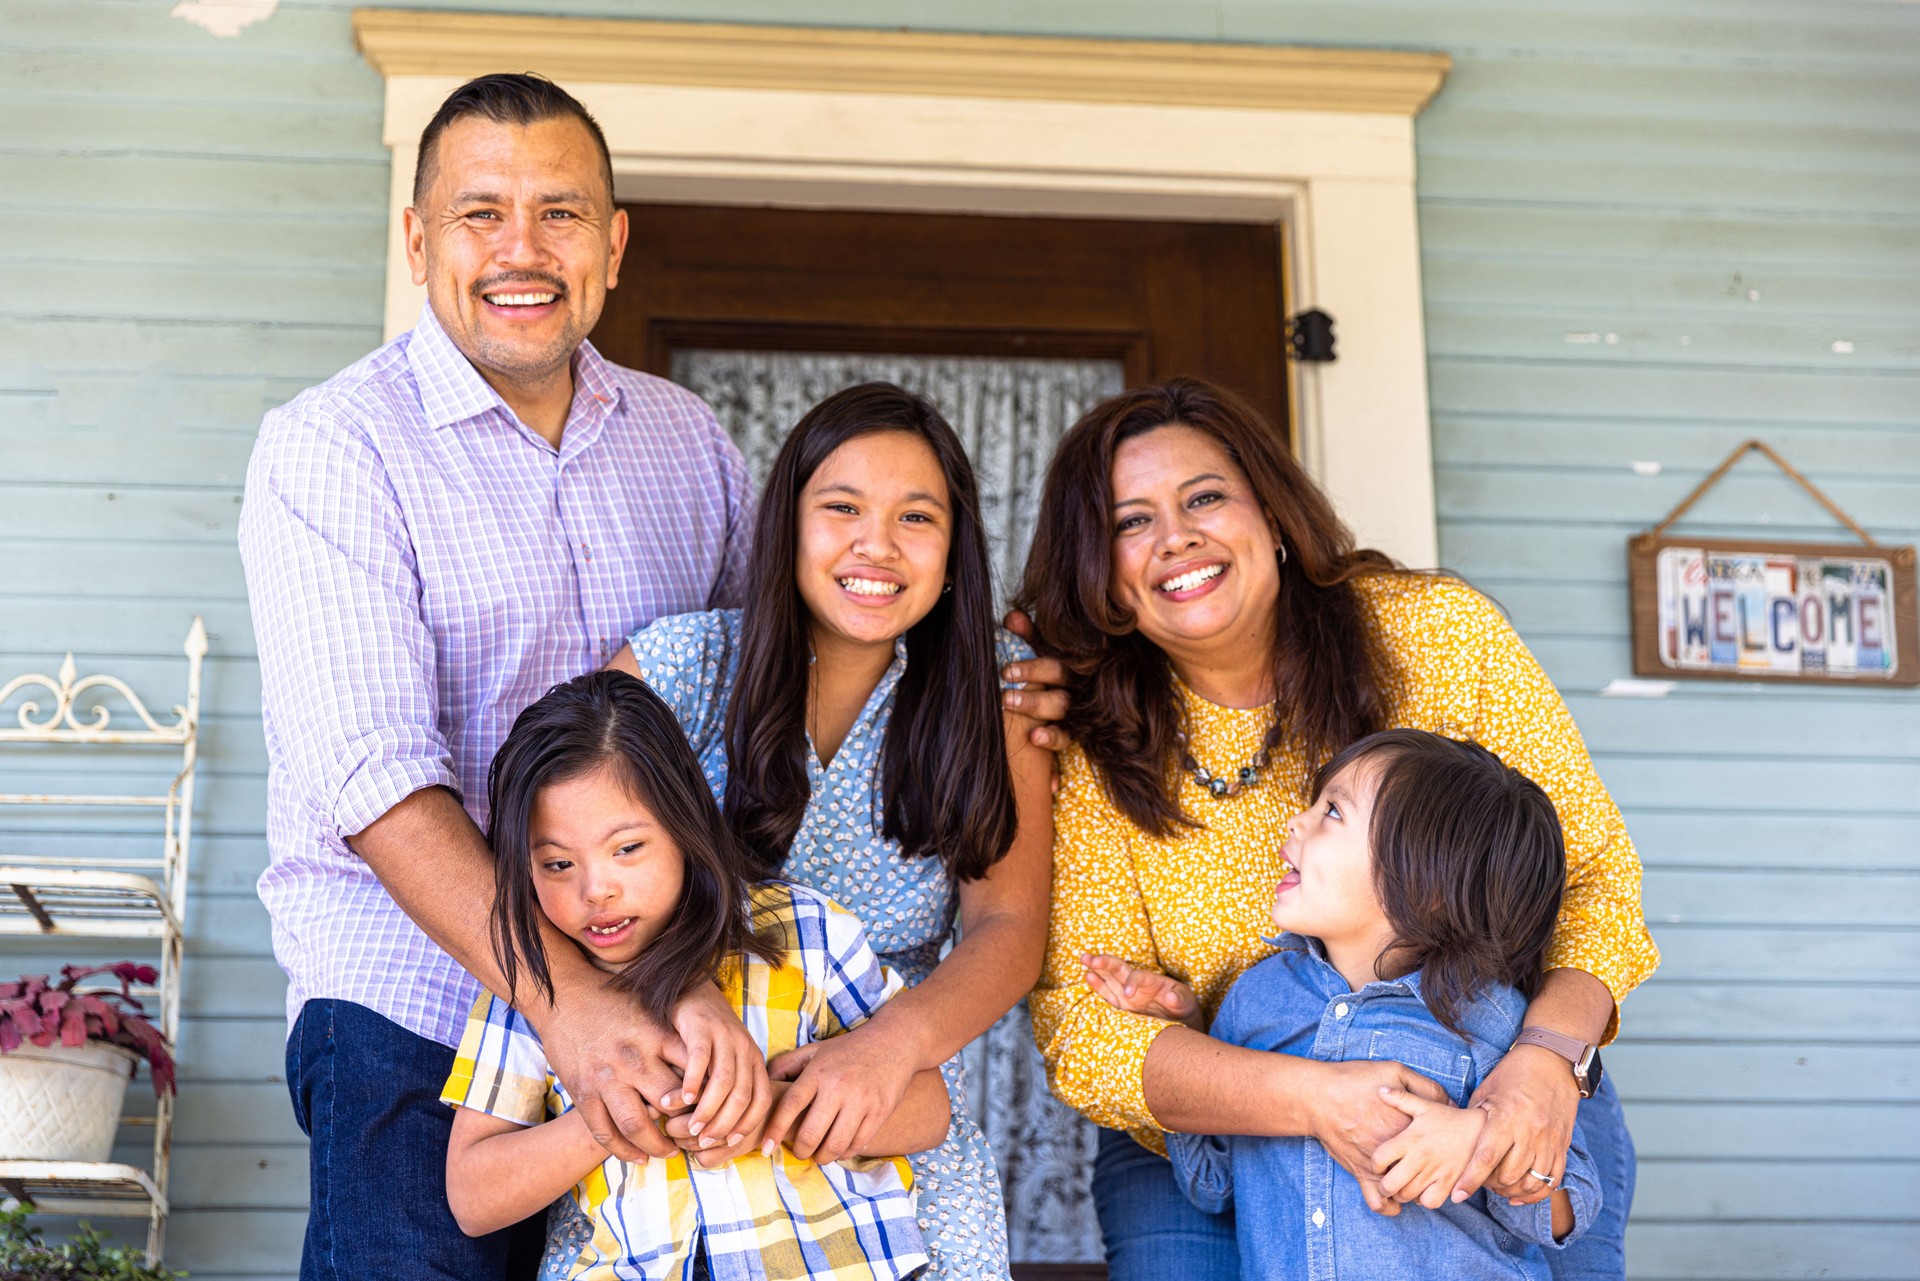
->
[170, 0, 277, 38]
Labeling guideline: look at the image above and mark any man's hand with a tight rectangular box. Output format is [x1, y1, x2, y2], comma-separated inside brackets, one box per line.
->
[1001, 609, 1070, 751]
[1305, 1059, 1450, 1216]
[1374, 1086, 1486, 1209]
[671, 983, 772, 1153]
[1454, 1043, 1579, 1206]
[538, 981, 686, 1163]
[758, 1027, 920, 1164]
[1082, 953, 1204, 1030]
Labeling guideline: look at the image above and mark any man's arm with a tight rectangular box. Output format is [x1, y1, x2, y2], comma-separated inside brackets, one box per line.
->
[239, 413, 752, 1159]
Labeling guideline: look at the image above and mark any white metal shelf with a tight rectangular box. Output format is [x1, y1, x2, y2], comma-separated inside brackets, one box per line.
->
[0, 619, 204, 1264]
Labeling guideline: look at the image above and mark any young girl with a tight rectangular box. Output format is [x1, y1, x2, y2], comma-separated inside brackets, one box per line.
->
[1085, 728, 1601, 1280]
[441, 670, 951, 1281]
[608, 383, 1055, 1279]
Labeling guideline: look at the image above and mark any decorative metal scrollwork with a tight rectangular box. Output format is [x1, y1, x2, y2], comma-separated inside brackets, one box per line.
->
[0, 618, 206, 743]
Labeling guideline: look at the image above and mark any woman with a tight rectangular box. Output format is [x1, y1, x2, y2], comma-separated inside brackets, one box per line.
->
[1021, 378, 1657, 1281]
[609, 383, 1053, 1279]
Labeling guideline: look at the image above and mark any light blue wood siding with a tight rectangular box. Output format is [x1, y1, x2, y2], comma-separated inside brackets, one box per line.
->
[1, 1, 1914, 1277]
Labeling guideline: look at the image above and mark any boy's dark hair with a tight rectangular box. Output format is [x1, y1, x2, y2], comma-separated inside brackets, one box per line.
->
[1314, 729, 1566, 1037]
[723, 382, 1019, 882]
[413, 72, 615, 207]
[485, 670, 778, 1023]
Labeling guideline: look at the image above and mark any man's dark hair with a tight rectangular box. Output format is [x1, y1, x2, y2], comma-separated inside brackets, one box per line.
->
[413, 72, 615, 207]
[1314, 729, 1567, 1038]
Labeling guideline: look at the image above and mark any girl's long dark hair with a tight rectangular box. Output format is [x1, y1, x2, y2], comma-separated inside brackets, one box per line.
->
[724, 382, 1018, 883]
[1015, 377, 1404, 836]
[1319, 729, 1567, 1037]
[485, 670, 779, 1023]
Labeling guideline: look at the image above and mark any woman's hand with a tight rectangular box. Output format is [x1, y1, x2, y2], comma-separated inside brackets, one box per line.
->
[1453, 1043, 1580, 1205]
[670, 982, 772, 1152]
[1081, 953, 1204, 1030]
[1303, 1059, 1451, 1216]
[758, 1026, 921, 1163]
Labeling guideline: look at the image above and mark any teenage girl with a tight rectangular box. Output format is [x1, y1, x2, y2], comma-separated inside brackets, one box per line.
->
[1086, 728, 1602, 1280]
[441, 670, 950, 1281]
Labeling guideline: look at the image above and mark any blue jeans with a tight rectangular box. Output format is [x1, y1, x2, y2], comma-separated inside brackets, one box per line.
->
[286, 999, 543, 1281]
[1091, 1077, 1635, 1281]
[1553, 1076, 1635, 1281]
[1093, 1128, 1238, 1281]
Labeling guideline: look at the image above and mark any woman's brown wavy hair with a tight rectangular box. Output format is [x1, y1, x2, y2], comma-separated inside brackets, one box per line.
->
[1015, 377, 1404, 836]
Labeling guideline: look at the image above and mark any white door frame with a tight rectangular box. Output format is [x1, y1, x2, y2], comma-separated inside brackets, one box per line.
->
[355, 11, 1448, 566]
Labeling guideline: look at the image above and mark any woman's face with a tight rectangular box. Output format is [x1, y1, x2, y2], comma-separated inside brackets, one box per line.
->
[529, 764, 686, 973]
[795, 430, 953, 655]
[1107, 423, 1283, 665]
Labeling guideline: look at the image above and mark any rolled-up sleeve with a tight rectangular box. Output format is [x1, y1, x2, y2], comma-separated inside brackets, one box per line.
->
[1028, 749, 1179, 1136]
[1449, 583, 1660, 1041]
[239, 406, 455, 840]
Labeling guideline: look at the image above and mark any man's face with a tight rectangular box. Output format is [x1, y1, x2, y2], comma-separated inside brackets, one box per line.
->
[404, 114, 628, 396]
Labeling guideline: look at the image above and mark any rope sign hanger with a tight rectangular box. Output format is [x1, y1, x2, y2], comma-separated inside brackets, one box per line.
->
[1627, 439, 1917, 687]
[1644, 438, 1880, 549]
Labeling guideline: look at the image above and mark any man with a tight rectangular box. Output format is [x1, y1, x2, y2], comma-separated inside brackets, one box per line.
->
[242, 73, 1068, 1279]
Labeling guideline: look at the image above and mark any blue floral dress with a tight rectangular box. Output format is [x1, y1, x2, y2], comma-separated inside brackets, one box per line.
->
[625, 609, 1029, 1281]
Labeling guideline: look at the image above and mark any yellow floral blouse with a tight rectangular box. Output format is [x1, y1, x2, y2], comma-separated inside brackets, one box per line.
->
[1029, 572, 1660, 1151]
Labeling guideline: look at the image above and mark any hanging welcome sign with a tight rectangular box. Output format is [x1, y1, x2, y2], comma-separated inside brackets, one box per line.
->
[1628, 440, 1919, 687]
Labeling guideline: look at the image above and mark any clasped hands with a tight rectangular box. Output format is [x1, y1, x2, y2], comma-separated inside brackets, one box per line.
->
[543, 978, 919, 1172]
[1081, 954, 1578, 1215]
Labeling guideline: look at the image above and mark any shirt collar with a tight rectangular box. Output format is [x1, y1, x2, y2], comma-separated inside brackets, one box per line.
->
[406, 304, 624, 443]
[1281, 931, 1426, 1002]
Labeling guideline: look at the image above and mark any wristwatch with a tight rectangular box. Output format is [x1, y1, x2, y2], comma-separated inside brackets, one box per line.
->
[1513, 1027, 1603, 1099]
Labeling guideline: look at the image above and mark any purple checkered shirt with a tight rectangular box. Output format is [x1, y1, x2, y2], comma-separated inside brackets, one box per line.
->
[239, 306, 752, 1047]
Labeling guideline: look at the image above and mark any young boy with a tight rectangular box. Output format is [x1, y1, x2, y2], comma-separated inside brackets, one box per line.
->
[1085, 729, 1600, 1279]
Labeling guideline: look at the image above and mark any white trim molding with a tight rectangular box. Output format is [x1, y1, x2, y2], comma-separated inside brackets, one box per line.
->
[355, 10, 1446, 566]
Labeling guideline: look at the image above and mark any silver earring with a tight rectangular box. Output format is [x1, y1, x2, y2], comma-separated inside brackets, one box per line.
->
[942, 581, 953, 594]
[1278, 540, 1289, 565]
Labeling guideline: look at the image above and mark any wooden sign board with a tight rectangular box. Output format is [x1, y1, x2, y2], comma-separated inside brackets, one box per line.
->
[1629, 534, 1920, 687]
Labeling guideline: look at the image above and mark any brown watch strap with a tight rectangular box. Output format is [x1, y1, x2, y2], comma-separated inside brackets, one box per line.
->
[1514, 1026, 1590, 1065]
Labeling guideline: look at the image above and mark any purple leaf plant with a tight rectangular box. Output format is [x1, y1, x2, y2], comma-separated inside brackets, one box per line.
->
[0, 963, 175, 1096]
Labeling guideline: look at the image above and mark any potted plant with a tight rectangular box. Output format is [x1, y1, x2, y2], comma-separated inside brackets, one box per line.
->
[0, 965, 175, 1164]
[0, 1205, 185, 1280]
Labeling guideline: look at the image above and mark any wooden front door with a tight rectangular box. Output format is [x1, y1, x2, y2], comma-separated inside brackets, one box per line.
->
[595, 203, 1290, 442]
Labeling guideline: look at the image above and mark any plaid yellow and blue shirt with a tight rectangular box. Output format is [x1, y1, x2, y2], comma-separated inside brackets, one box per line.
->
[441, 883, 928, 1281]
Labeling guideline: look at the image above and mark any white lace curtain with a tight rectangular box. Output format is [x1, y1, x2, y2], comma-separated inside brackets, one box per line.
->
[672, 348, 1121, 1263]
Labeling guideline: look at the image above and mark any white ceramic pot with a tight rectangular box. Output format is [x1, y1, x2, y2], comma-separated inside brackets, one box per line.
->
[0, 1040, 139, 1162]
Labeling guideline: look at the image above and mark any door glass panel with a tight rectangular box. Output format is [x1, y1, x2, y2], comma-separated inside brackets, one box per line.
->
[672, 348, 1124, 602]
[672, 346, 1113, 1262]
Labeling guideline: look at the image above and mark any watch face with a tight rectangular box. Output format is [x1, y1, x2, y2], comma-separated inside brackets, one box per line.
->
[1575, 1046, 1604, 1098]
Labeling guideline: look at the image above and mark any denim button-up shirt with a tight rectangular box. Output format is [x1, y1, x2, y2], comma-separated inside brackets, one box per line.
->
[1168, 936, 1599, 1280]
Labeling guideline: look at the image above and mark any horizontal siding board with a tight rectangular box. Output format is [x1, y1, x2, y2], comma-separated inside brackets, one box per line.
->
[1633, 1159, 1920, 1223]
[0, 154, 388, 218]
[1418, 204, 1920, 271]
[0, 100, 383, 163]
[1433, 417, 1920, 476]
[1426, 309, 1920, 373]
[1617, 812, 1919, 873]
[1425, 257, 1920, 320]
[1, 262, 381, 327]
[1594, 757, 1920, 815]
[1604, 1043, 1919, 1102]
[0, 317, 375, 378]
[1633, 926, 1920, 984]
[1625, 1101, 1920, 1161]
[1641, 869, 1920, 927]
[1622, 982, 1920, 1042]
[1625, 1222, 1919, 1280]
[1437, 467, 1920, 532]
[1428, 358, 1920, 425]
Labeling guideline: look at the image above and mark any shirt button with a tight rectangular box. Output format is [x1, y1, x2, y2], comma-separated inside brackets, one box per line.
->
[1312, 1209, 1326, 1227]
[1334, 1002, 1350, 1018]
[580, 542, 592, 561]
